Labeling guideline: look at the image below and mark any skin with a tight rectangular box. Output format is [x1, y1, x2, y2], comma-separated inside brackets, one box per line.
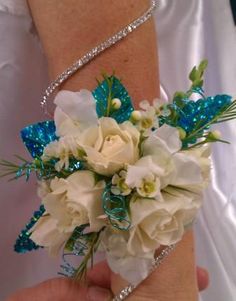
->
[9, 0, 206, 300]
[6, 261, 209, 301]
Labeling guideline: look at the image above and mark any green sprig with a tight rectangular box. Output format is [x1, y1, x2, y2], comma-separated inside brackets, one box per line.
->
[0, 156, 71, 181]
[172, 60, 208, 106]
[72, 230, 102, 281]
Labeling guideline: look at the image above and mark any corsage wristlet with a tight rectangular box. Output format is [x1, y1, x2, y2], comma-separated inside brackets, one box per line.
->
[1, 61, 236, 296]
[1, 1, 236, 300]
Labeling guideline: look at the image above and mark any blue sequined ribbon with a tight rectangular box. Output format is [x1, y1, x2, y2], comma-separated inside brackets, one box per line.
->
[14, 205, 45, 253]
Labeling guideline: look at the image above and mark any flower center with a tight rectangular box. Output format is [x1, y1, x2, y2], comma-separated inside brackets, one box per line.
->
[118, 178, 129, 191]
[101, 134, 125, 156]
[141, 118, 153, 129]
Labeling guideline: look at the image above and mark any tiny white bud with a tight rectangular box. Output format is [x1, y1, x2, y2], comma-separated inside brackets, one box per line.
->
[177, 127, 186, 139]
[111, 98, 121, 110]
[130, 110, 142, 121]
[209, 130, 221, 140]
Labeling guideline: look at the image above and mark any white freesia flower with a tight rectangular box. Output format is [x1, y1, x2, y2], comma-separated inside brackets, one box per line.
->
[41, 135, 83, 171]
[126, 163, 161, 198]
[111, 170, 131, 196]
[79, 117, 140, 176]
[101, 227, 154, 285]
[30, 171, 105, 255]
[135, 100, 159, 135]
[152, 98, 170, 117]
[54, 90, 98, 137]
[124, 124, 211, 252]
[143, 123, 182, 155]
[127, 124, 211, 196]
[126, 125, 181, 192]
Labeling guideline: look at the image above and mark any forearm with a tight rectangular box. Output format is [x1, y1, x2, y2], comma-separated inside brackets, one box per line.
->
[28, 0, 159, 107]
[27, 1, 198, 300]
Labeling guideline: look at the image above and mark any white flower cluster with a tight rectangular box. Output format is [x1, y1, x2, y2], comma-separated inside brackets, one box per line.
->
[31, 90, 211, 284]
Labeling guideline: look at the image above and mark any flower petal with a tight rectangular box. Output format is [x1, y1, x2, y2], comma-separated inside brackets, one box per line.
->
[54, 90, 98, 136]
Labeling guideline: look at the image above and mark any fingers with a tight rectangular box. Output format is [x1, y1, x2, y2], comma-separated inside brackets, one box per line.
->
[197, 266, 209, 291]
[6, 278, 112, 301]
[87, 260, 111, 289]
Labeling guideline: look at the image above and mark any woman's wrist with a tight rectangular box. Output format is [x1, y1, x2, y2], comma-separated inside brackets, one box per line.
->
[111, 231, 198, 301]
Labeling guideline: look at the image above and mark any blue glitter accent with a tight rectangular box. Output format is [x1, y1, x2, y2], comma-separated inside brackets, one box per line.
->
[21, 121, 57, 158]
[14, 205, 45, 253]
[92, 76, 134, 123]
[66, 159, 84, 173]
[102, 183, 131, 230]
[161, 94, 232, 135]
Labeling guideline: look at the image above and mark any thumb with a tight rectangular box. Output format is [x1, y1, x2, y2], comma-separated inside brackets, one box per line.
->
[111, 231, 198, 301]
[6, 278, 112, 301]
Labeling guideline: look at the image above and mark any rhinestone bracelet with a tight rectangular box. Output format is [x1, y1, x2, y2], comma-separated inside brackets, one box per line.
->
[112, 244, 176, 301]
[41, 0, 158, 115]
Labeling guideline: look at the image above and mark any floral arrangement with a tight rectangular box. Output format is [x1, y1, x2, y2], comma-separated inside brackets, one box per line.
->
[1, 60, 236, 284]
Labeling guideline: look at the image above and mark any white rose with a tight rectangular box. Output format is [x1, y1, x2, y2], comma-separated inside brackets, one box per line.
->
[127, 193, 199, 255]
[79, 117, 140, 176]
[54, 90, 98, 137]
[30, 171, 105, 255]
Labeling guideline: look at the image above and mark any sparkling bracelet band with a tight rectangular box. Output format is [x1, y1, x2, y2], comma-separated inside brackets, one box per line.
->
[41, 0, 158, 115]
[112, 244, 176, 301]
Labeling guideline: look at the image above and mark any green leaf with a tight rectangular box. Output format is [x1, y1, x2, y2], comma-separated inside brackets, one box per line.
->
[173, 91, 187, 108]
[189, 67, 199, 81]
[199, 59, 208, 73]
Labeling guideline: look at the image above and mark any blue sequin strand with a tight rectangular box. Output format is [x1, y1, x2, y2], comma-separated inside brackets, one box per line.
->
[92, 76, 134, 123]
[14, 205, 45, 253]
[21, 121, 57, 158]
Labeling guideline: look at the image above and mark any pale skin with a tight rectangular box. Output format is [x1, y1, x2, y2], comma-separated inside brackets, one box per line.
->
[7, 1, 208, 300]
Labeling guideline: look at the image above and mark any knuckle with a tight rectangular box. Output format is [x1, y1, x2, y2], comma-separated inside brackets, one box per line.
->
[40, 277, 77, 300]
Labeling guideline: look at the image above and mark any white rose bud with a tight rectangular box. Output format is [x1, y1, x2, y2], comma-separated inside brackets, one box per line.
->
[177, 127, 186, 139]
[209, 130, 221, 140]
[130, 110, 142, 122]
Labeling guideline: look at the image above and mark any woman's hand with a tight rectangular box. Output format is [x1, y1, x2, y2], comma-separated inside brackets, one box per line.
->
[6, 259, 209, 301]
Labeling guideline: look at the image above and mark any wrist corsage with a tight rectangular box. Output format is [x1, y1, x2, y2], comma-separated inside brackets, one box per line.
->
[1, 61, 236, 287]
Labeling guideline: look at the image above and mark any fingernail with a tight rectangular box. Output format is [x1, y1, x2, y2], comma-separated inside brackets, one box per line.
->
[87, 286, 112, 301]
[197, 267, 208, 279]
